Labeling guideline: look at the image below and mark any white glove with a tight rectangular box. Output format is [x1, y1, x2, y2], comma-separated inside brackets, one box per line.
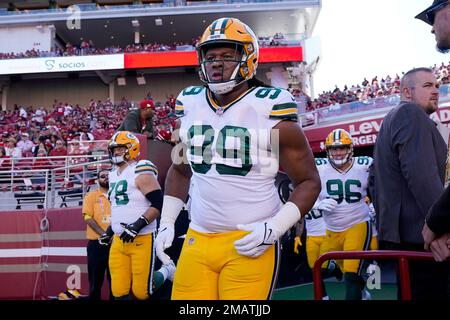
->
[368, 203, 376, 218]
[155, 224, 175, 265]
[235, 221, 279, 258]
[155, 195, 184, 265]
[234, 202, 301, 258]
[315, 198, 338, 212]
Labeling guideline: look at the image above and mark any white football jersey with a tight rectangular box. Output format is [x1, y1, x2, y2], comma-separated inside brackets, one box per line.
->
[304, 208, 326, 236]
[316, 157, 372, 232]
[108, 160, 158, 235]
[176, 85, 298, 233]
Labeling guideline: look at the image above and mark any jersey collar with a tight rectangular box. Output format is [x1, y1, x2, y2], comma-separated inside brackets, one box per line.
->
[205, 87, 256, 115]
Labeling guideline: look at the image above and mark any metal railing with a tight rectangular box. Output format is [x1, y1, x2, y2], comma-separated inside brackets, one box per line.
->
[0, 155, 111, 210]
[299, 83, 450, 128]
[298, 95, 401, 128]
[0, 153, 108, 172]
[312, 250, 436, 300]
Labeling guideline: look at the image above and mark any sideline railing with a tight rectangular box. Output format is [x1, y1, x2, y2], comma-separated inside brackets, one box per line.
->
[0, 156, 111, 210]
[312, 250, 436, 300]
[299, 84, 450, 128]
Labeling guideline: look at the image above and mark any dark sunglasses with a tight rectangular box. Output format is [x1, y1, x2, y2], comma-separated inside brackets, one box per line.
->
[99, 175, 108, 179]
[426, 1, 449, 25]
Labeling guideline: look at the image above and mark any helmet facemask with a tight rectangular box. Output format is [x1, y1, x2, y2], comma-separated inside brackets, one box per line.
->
[198, 42, 248, 95]
[326, 145, 354, 168]
[108, 145, 130, 165]
[108, 131, 140, 165]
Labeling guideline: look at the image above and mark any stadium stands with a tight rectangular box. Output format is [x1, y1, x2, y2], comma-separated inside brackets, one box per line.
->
[0, 33, 292, 59]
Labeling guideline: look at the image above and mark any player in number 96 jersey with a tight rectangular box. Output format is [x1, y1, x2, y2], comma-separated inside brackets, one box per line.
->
[154, 17, 321, 300]
[316, 129, 373, 300]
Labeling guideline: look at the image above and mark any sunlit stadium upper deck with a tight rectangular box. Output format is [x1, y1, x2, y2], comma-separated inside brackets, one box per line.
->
[0, 0, 321, 46]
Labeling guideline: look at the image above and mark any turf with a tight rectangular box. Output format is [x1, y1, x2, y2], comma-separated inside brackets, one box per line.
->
[273, 282, 398, 300]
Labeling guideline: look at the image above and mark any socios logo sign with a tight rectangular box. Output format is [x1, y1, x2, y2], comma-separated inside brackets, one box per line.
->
[45, 59, 55, 70]
[44, 59, 86, 71]
[58, 62, 86, 69]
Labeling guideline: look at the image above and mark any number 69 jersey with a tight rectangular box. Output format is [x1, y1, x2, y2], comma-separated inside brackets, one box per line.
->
[176, 86, 298, 233]
[316, 157, 372, 232]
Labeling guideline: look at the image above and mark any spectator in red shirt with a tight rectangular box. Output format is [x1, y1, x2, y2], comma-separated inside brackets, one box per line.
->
[92, 127, 109, 140]
[49, 139, 67, 157]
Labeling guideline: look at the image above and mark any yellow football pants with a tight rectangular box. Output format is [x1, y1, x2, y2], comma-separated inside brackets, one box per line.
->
[370, 235, 378, 251]
[306, 235, 327, 269]
[321, 221, 372, 275]
[109, 233, 155, 300]
[172, 228, 279, 300]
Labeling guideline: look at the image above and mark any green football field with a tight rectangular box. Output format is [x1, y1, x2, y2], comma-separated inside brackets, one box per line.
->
[273, 282, 398, 300]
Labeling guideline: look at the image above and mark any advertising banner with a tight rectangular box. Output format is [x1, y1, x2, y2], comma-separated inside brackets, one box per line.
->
[0, 54, 124, 75]
[304, 105, 450, 153]
[124, 46, 303, 69]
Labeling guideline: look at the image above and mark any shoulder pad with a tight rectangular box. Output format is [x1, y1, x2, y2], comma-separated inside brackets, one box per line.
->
[354, 156, 373, 169]
[176, 86, 205, 118]
[262, 88, 298, 121]
[135, 160, 158, 176]
[315, 158, 329, 167]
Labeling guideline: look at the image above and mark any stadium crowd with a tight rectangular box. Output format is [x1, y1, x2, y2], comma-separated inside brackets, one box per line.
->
[0, 94, 177, 164]
[302, 61, 450, 112]
[0, 33, 288, 60]
[1, 60, 450, 164]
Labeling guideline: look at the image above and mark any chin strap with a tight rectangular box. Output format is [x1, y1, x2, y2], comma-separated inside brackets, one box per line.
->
[208, 80, 237, 95]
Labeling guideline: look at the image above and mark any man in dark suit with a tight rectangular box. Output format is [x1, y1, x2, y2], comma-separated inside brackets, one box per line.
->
[416, 0, 450, 263]
[118, 99, 155, 138]
[373, 67, 449, 299]
[424, 187, 450, 261]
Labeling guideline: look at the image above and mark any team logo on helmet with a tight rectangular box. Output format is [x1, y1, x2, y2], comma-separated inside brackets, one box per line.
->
[108, 131, 140, 164]
[325, 129, 354, 167]
[197, 17, 259, 94]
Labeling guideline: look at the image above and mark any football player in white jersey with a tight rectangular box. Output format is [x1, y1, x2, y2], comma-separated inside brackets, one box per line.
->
[303, 181, 342, 300]
[154, 17, 320, 300]
[316, 129, 373, 300]
[99, 131, 174, 300]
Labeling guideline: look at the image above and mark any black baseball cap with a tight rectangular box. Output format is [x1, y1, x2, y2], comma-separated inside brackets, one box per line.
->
[415, 0, 449, 25]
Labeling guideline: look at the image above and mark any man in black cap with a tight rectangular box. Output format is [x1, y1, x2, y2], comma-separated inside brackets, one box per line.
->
[416, 0, 450, 53]
[416, 0, 450, 268]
